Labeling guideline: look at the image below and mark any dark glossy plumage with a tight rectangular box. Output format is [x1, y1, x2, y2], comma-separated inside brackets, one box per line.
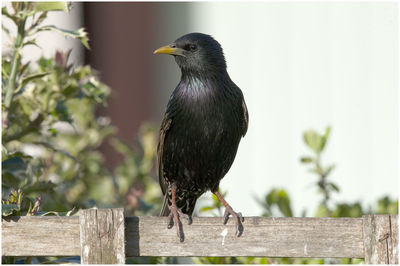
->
[155, 33, 248, 240]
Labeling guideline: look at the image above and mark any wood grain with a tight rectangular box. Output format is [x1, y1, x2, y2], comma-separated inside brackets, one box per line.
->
[3, 214, 397, 260]
[2, 216, 80, 256]
[79, 208, 125, 264]
[389, 215, 399, 264]
[363, 215, 399, 264]
[125, 216, 364, 258]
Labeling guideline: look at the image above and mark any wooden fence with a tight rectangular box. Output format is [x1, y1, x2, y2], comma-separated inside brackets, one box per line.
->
[2, 209, 398, 264]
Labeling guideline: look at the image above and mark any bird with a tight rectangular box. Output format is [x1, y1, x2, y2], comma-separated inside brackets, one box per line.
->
[154, 33, 248, 242]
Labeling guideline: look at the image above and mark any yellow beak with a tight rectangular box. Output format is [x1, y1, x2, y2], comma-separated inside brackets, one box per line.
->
[153, 45, 185, 57]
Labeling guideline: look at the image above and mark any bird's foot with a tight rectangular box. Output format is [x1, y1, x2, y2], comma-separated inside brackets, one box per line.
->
[223, 205, 244, 237]
[167, 206, 192, 242]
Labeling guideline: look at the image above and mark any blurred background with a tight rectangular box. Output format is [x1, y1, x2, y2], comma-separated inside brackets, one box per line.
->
[2, 2, 398, 263]
[3, 1, 398, 213]
[45, 2, 399, 215]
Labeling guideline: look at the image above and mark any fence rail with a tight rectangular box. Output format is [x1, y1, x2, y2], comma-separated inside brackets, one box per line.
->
[2, 209, 398, 264]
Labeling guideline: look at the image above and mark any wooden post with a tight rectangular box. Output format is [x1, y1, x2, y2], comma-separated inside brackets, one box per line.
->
[79, 208, 125, 264]
[363, 215, 399, 264]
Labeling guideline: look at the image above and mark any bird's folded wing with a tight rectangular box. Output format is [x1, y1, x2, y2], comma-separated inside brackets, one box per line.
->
[157, 113, 172, 196]
[242, 99, 249, 137]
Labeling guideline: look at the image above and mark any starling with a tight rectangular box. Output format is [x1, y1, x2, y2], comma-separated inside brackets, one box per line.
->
[154, 33, 248, 242]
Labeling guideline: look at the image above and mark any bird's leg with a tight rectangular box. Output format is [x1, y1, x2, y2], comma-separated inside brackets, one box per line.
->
[167, 185, 192, 242]
[213, 190, 244, 237]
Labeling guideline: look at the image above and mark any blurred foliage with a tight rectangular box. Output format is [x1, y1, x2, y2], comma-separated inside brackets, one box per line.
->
[2, 188, 41, 216]
[257, 188, 293, 217]
[301, 126, 338, 216]
[2, 2, 161, 264]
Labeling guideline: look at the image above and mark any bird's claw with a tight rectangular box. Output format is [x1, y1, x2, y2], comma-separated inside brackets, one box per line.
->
[223, 206, 244, 237]
[167, 206, 192, 242]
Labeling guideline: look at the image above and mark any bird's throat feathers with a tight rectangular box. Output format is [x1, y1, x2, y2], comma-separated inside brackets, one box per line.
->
[178, 71, 230, 99]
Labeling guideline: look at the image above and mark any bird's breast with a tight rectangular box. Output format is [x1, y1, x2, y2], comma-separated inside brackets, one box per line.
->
[161, 77, 243, 190]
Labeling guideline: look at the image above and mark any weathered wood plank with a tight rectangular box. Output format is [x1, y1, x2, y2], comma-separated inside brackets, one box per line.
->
[2, 216, 80, 256]
[6, 215, 395, 259]
[125, 216, 364, 258]
[363, 215, 399, 264]
[79, 208, 125, 264]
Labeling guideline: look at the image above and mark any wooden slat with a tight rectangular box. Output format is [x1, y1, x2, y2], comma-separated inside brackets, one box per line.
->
[79, 209, 125, 264]
[2, 216, 80, 256]
[1, 215, 371, 258]
[125, 216, 364, 258]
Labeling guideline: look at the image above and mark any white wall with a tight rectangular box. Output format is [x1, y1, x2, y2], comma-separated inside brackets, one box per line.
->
[189, 2, 398, 216]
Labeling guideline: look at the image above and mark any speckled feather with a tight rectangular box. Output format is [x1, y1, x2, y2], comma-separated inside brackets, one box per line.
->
[157, 33, 248, 216]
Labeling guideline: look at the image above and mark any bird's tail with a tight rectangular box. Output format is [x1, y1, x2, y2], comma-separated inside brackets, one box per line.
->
[160, 193, 170, 216]
[159, 193, 198, 217]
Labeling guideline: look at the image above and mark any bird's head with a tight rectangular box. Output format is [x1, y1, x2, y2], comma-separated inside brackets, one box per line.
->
[154, 33, 227, 76]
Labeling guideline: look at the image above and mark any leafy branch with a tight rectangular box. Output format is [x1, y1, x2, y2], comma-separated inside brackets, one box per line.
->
[301, 126, 338, 216]
[2, 2, 89, 122]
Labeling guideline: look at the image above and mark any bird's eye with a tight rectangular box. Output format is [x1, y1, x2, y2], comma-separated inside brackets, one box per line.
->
[189, 44, 197, 51]
[185, 44, 197, 51]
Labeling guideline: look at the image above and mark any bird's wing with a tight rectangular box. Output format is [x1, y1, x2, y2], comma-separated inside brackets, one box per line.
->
[241, 99, 249, 137]
[157, 112, 172, 196]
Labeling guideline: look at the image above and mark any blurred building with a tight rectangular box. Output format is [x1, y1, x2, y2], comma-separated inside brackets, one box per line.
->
[83, 2, 192, 168]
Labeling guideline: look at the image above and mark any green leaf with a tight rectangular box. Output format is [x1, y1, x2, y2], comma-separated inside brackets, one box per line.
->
[2, 24, 12, 42]
[303, 130, 322, 153]
[12, 2, 22, 13]
[200, 206, 215, 212]
[81, 80, 108, 103]
[2, 7, 19, 25]
[2, 172, 22, 189]
[2, 151, 32, 162]
[37, 25, 90, 49]
[377, 196, 399, 215]
[265, 189, 293, 217]
[316, 164, 324, 175]
[2, 153, 31, 179]
[315, 204, 329, 217]
[320, 126, 331, 152]
[34, 141, 76, 161]
[332, 203, 363, 217]
[16, 72, 51, 93]
[22, 40, 41, 49]
[33, 2, 71, 13]
[2, 203, 20, 216]
[39, 57, 54, 70]
[110, 138, 136, 158]
[328, 182, 340, 192]
[28, 195, 42, 216]
[33, 11, 48, 27]
[324, 164, 335, 177]
[19, 61, 31, 76]
[300, 156, 313, 163]
[277, 190, 293, 217]
[51, 101, 73, 124]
